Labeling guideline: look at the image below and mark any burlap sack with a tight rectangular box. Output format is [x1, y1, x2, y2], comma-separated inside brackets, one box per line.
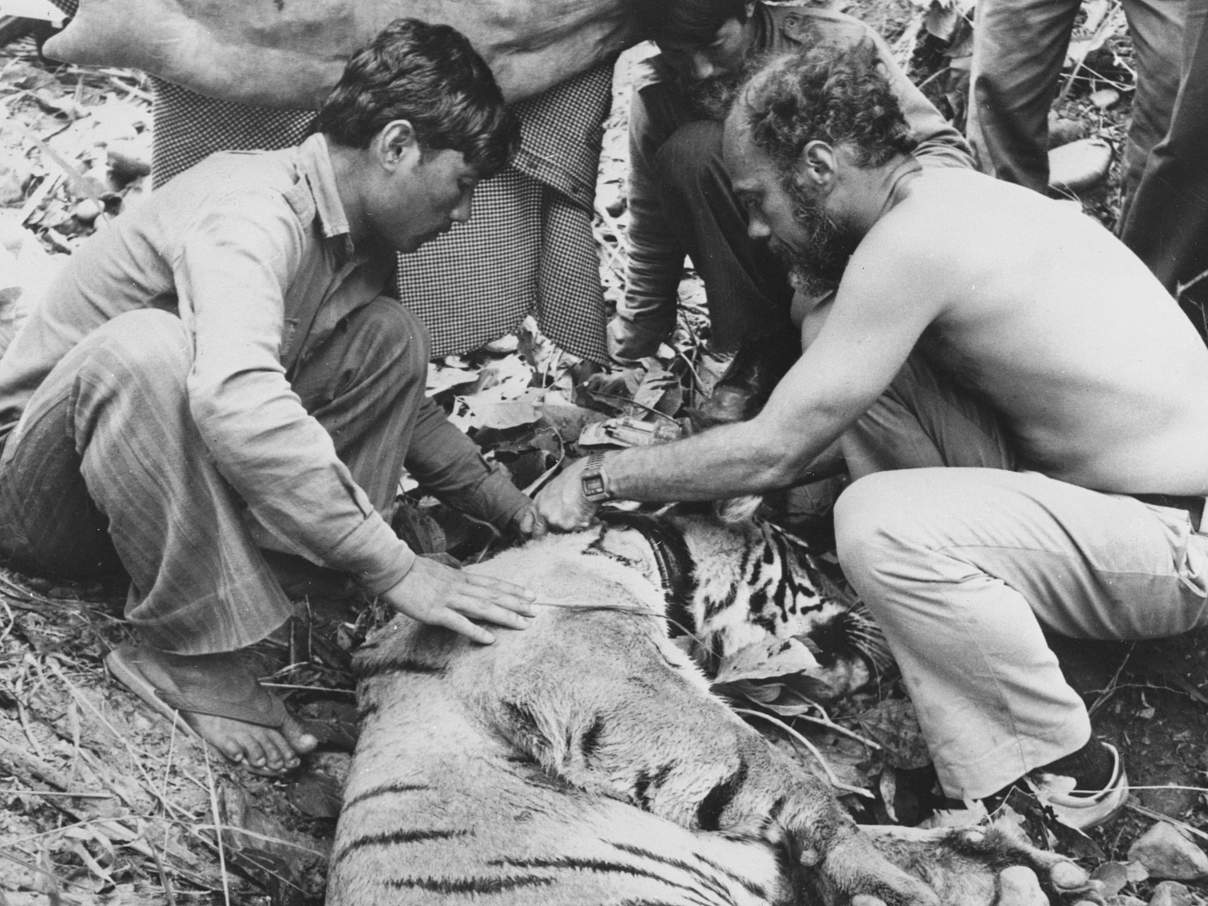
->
[43, 0, 639, 107]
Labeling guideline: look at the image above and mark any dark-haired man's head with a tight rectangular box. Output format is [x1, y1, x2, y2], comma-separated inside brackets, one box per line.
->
[722, 42, 918, 285]
[315, 18, 518, 176]
[313, 18, 519, 254]
[640, 0, 758, 119]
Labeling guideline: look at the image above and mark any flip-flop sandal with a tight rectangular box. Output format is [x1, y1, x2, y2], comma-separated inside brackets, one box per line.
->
[106, 642, 295, 773]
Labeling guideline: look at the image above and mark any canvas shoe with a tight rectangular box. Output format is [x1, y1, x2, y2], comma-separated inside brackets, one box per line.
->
[1028, 741, 1129, 831]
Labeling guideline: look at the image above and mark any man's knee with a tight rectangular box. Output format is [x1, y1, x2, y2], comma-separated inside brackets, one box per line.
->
[337, 297, 425, 376]
[78, 309, 191, 383]
[834, 471, 916, 576]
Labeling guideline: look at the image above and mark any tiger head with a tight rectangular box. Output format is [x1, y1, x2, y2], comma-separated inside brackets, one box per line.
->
[592, 507, 893, 702]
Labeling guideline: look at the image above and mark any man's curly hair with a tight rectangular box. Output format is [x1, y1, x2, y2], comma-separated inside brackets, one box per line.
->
[735, 41, 918, 175]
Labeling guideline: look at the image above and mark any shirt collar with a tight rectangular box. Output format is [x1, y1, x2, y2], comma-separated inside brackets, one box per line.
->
[297, 133, 357, 256]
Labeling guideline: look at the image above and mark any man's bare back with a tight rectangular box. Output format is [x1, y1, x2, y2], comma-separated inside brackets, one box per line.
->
[852, 167, 1208, 494]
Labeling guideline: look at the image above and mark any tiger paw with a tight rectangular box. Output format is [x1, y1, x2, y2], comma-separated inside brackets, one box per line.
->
[863, 821, 1105, 905]
[806, 831, 942, 906]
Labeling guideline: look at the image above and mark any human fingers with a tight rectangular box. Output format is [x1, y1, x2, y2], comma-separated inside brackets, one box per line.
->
[535, 481, 595, 531]
[448, 591, 537, 630]
[432, 607, 497, 645]
[533, 480, 576, 529]
[509, 505, 546, 539]
[460, 572, 537, 614]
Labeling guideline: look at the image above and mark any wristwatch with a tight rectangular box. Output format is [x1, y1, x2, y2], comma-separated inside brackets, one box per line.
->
[580, 451, 613, 503]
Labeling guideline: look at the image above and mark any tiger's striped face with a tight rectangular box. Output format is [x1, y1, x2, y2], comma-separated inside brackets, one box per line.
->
[591, 512, 892, 700]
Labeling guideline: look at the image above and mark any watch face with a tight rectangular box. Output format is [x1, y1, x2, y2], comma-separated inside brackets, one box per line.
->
[582, 473, 607, 501]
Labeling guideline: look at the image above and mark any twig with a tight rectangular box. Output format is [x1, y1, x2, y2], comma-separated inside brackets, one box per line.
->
[734, 707, 873, 799]
[41, 657, 187, 820]
[16, 669, 48, 763]
[0, 849, 87, 901]
[776, 690, 883, 751]
[147, 841, 179, 906]
[583, 388, 681, 425]
[192, 825, 326, 859]
[259, 682, 355, 695]
[0, 595, 14, 644]
[202, 747, 233, 906]
[1177, 266, 1208, 300]
[0, 788, 111, 800]
[1057, 0, 1125, 102]
[1087, 641, 1134, 717]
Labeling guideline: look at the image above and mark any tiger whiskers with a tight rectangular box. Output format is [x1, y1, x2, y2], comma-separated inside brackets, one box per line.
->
[531, 600, 659, 615]
[777, 689, 883, 751]
[734, 707, 874, 800]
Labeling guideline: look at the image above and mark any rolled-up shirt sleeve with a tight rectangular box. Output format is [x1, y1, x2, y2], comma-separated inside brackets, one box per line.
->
[404, 395, 532, 529]
[614, 86, 686, 360]
[174, 191, 416, 594]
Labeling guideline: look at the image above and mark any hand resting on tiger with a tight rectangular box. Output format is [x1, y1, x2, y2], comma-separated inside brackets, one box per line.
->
[327, 509, 1103, 906]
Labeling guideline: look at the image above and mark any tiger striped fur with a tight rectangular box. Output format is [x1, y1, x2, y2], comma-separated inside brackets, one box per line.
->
[327, 512, 1095, 906]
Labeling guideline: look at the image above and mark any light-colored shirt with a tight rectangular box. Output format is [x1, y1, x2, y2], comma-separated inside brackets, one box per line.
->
[0, 134, 524, 593]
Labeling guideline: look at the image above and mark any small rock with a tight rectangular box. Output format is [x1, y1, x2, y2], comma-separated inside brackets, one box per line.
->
[73, 197, 105, 225]
[1048, 137, 1113, 193]
[1090, 87, 1121, 110]
[1128, 822, 1208, 881]
[1148, 880, 1195, 906]
[1092, 862, 1132, 897]
[1109, 897, 1146, 906]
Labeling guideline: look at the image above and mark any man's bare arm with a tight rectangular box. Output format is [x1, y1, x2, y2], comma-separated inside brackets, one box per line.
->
[538, 229, 944, 526]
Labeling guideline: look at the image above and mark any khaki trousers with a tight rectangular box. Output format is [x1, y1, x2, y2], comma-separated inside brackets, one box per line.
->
[835, 356, 1208, 798]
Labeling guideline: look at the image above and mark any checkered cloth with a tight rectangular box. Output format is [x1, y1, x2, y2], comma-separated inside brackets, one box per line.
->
[149, 66, 613, 362]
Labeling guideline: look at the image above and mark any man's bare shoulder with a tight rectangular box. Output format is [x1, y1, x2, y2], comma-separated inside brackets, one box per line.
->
[862, 168, 1096, 277]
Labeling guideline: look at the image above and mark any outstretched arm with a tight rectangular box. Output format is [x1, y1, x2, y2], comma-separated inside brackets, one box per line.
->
[539, 231, 944, 527]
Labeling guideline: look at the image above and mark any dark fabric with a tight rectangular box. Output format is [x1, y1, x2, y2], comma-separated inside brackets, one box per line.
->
[1119, 1, 1208, 337]
[611, 2, 974, 361]
[968, 0, 1185, 195]
[651, 120, 794, 353]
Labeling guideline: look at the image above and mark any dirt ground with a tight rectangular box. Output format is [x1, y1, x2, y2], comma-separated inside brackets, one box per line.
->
[1, 3, 1206, 905]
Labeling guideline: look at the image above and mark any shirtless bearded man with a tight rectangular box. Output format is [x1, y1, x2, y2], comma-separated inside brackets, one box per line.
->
[537, 41, 1208, 825]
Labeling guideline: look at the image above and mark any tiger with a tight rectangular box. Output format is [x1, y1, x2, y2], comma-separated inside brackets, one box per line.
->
[326, 508, 1099, 906]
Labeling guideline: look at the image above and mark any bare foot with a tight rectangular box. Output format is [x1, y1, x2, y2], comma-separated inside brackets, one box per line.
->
[107, 643, 318, 774]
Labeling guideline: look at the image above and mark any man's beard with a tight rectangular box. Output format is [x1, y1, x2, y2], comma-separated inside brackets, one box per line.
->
[769, 181, 858, 296]
[680, 70, 743, 120]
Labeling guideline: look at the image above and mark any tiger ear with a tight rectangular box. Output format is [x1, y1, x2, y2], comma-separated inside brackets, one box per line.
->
[712, 495, 763, 524]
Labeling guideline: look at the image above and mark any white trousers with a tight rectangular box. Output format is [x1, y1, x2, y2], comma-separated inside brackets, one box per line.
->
[834, 357, 1208, 798]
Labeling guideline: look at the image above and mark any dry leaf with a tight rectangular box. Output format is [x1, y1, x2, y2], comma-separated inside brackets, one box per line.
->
[712, 636, 822, 685]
